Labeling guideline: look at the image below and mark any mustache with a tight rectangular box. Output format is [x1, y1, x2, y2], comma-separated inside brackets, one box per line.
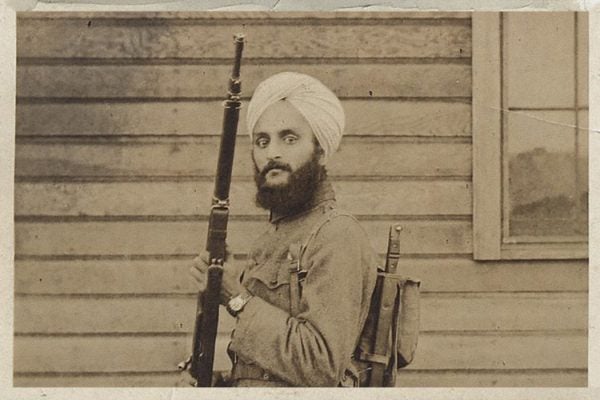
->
[259, 160, 293, 177]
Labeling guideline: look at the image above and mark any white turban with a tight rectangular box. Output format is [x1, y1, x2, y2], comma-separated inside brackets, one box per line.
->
[246, 72, 345, 159]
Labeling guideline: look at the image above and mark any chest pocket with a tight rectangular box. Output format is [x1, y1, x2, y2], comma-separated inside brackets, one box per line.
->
[243, 258, 292, 310]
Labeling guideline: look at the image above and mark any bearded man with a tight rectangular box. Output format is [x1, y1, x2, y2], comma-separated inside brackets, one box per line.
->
[190, 72, 379, 387]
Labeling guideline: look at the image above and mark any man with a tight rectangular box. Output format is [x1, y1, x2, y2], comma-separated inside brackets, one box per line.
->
[190, 72, 379, 387]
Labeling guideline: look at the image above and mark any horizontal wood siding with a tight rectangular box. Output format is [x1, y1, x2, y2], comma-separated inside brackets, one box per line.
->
[14, 258, 589, 294]
[15, 292, 588, 334]
[15, 180, 472, 216]
[14, 12, 587, 387]
[18, 64, 471, 99]
[15, 137, 472, 177]
[15, 220, 474, 256]
[16, 101, 471, 136]
[17, 17, 472, 59]
[14, 333, 587, 373]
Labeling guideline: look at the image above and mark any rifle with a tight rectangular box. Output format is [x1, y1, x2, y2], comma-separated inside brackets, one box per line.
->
[179, 34, 245, 387]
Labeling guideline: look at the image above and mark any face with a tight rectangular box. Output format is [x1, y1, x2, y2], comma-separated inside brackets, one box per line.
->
[252, 100, 322, 187]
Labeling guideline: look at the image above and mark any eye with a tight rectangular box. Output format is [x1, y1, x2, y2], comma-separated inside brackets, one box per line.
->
[283, 134, 298, 145]
[254, 136, 269, 149]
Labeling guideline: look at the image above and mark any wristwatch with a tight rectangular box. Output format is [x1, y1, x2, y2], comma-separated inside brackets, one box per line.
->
[226, 291, 253, 317]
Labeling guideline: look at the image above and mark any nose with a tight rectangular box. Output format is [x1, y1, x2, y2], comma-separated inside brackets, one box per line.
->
[266, 140, 282, 160]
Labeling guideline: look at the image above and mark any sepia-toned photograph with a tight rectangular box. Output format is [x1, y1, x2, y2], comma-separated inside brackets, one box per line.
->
[10, 8, 589, 389]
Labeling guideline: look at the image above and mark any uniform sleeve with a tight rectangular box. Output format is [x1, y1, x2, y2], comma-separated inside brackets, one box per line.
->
[228, 216, 378, 386]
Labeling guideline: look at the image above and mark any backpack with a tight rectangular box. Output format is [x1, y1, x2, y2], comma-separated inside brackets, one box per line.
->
[287, 210, 420, 387]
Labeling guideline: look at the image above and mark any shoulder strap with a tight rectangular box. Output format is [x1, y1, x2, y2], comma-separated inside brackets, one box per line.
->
[287, 242, 302, 317]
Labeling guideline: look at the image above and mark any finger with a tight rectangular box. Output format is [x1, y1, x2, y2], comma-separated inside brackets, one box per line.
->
[186, 377, 197, 387]
[176, 375, 197, 387]
[199, 252, 210, 265]
[195, 254, 208, 265]
[192, 258, 208, 273]
[190, 265, 207, 278]
[189, 266, 206, 280]
[189, 268, 207, 289]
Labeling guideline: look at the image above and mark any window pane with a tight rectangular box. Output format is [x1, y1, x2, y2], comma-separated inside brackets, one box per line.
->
[504, 12, 575, 108]
[505, 111, 584, 238]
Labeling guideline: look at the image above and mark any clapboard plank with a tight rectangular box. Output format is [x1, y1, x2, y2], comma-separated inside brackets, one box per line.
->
[13, 369, 588, 388]
[17, 64, 472, 99]
[17, 19, 471, 59]
[419, 292, 587, 332]
[15, 136, 472, 177]
[14, 334, 232, 374]
[14, 180, 472, 217]
[395, 369, 587, 387]
[13, 297, 233, 335]
[13, 331, 587, 373]
[406, 332, 587, 370]
[16, 12, 472, 20]
[16, 100, 471, 137]
[14, 258, 589, 295]
[397, 258, 589, 292]
[14, 292, 587, 334]
[14, 219, 473, 256]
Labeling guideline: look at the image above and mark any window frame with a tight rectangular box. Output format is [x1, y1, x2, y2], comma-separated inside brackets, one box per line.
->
[472, 12, 588, 260]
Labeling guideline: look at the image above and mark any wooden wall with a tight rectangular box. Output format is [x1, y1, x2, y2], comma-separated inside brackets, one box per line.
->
[13, 12, 587, 387]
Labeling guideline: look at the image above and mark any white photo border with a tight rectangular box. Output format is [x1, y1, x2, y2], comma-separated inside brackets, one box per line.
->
[1, 1, 598, 399]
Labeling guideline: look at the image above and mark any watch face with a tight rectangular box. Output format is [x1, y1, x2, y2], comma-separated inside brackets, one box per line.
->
[229, 296, 245, 311]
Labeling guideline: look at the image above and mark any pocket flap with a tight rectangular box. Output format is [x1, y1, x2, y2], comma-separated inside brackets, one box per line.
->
[245, 260, 290, 289]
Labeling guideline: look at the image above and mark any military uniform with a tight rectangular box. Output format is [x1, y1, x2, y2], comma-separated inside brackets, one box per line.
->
[227, 178, 379, 387]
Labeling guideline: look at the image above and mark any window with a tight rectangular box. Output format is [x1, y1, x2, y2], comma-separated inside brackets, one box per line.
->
[472, 12, 588, 260]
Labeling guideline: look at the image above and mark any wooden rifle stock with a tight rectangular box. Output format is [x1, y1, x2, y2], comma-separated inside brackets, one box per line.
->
[188, 34, 245, 387]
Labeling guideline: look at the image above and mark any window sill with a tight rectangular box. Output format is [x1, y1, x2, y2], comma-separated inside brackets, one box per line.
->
[499, 242, 588, 260]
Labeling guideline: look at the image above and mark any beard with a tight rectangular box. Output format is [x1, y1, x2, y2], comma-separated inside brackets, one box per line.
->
[254, 153, 326, 216]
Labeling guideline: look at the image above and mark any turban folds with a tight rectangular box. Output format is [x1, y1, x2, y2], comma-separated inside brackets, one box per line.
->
[246, 72, 345, 159]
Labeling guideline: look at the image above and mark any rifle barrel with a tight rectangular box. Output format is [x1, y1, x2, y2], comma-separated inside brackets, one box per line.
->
[190, 33, 245, 387]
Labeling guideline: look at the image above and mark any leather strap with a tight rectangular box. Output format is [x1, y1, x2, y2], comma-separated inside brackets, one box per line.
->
[287, 208, 353, 317]
[288, 242, 301, 317]
[286, 208, 360, 387]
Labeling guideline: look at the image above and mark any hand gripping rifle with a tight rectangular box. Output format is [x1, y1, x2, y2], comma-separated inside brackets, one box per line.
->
[179, 34, 245, 387]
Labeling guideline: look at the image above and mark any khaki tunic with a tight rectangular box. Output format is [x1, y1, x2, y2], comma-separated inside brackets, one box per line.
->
[228, 179, 379, 387]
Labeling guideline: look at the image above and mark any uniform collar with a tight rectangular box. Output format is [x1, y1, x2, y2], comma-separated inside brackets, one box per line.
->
[269, 177, 336, 224]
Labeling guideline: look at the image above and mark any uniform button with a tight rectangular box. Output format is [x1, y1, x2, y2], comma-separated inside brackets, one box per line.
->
[263, 372, 270, 380]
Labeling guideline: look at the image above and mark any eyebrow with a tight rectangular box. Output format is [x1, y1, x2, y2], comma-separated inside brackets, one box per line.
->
[253, 129, 298, 139]
[278, 129, 297, 138]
